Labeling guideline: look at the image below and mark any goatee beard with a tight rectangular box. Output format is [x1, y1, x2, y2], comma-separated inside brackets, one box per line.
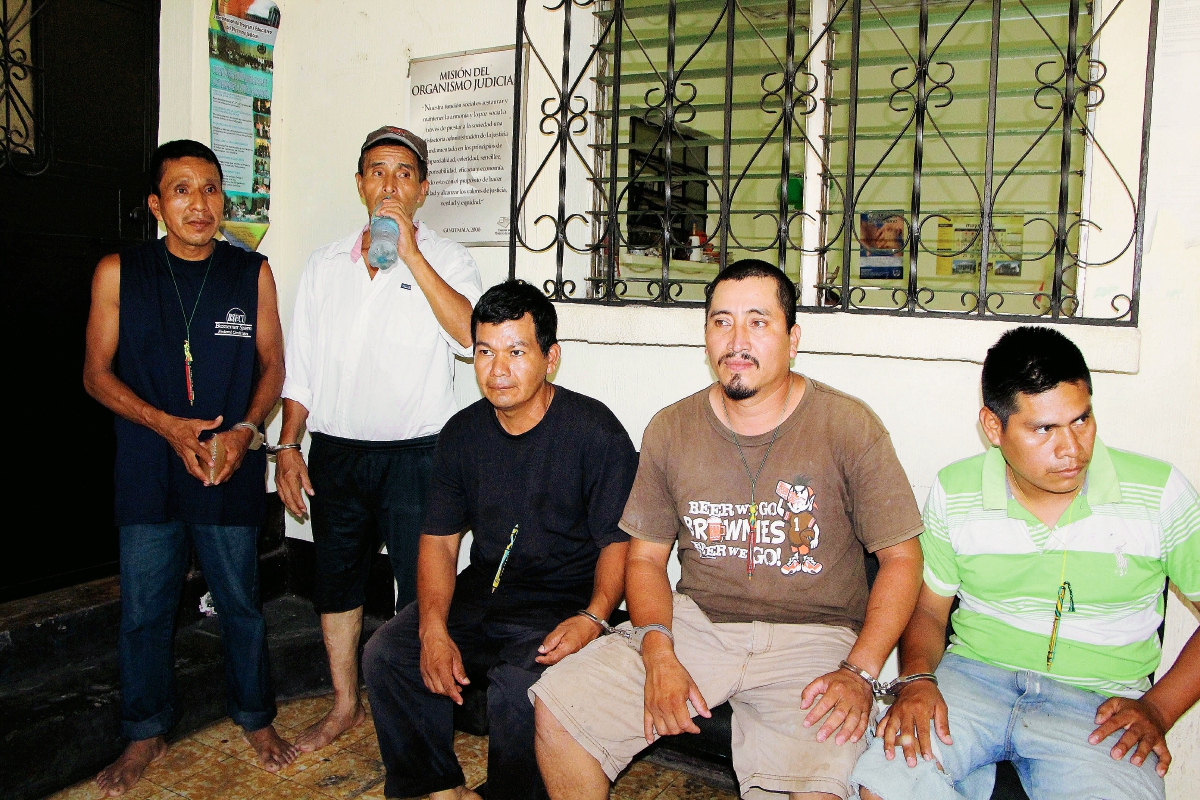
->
[722, 377, 757, 401]
[718, 351, 759, 401]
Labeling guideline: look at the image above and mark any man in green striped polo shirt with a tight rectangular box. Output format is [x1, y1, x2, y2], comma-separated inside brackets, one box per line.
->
[853, 326, 1200, 800]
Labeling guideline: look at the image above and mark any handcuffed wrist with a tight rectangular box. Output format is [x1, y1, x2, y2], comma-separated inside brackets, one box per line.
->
[635, 626, 675, 654]
[839, 660, 880, 692]
[838, 661, 941, 699]
[893, 674, 939, 694]
[576, 609, 607, 631]
[574, 609, 674, 654]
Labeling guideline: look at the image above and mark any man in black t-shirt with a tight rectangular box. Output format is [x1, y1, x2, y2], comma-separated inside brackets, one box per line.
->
[363, 281, 639, 800]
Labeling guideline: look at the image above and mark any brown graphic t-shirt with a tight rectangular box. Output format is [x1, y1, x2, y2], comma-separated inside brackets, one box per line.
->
[620, 377, 923, 631]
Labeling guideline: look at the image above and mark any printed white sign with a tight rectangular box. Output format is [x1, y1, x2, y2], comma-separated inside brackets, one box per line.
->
[409, 46, 520, 246]
[211, 89, 255, 193]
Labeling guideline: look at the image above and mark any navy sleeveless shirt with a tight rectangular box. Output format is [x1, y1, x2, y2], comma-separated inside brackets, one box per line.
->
[114, 238, 266, 526]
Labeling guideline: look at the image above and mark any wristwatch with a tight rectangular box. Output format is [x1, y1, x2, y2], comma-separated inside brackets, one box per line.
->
[232, 421, 265, 451]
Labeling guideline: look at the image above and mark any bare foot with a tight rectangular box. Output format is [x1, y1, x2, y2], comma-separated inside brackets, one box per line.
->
[430, 786, 485, 800]
[95, 736, 167, 796]
[245, 725, 299, 772]
[294, 702, 367, 752]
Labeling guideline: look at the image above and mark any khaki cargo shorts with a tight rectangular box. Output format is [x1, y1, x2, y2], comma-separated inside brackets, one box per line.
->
[530, 593, 869, 799]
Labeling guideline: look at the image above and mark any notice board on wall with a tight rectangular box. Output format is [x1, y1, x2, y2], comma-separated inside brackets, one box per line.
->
[208, 0, 279, 251]
[409, 46, 525, 246]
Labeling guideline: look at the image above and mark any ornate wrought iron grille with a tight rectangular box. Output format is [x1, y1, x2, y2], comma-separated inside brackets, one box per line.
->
[507, 0, 1156, 324]
[1, 0, 48, 176]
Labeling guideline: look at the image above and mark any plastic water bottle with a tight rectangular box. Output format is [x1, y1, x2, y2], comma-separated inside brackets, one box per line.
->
[368, 214, 400, 270]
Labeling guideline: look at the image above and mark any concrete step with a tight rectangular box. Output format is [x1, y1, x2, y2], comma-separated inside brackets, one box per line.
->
[0, 591, 380, 800]
[0, 577, 122, 686]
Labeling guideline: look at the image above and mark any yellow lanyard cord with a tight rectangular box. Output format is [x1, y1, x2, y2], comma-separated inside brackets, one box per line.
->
[1046, 500, 1079, 670]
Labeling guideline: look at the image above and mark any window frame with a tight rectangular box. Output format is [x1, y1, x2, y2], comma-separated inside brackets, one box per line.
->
[1, 0, 50, 176]
[506, 0, 1159, 327]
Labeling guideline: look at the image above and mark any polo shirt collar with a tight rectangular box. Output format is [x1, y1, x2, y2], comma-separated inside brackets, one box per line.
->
[330, 226, 366, 262]
[1086, 438, 1122, 505]
[981, 435, 1121, 512]
[335, 220, 433, 264]
[982, 446, 1009, 511]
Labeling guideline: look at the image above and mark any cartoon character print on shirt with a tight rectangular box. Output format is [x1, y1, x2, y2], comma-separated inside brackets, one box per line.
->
[776, 479, 822, 575]
[682, 475, 822, 576]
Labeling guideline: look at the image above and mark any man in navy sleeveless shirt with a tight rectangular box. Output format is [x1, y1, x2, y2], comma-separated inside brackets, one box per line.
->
[84, 140, 292, 796]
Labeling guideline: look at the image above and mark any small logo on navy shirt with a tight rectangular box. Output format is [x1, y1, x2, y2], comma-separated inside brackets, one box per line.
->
[215, 307, 253, 338]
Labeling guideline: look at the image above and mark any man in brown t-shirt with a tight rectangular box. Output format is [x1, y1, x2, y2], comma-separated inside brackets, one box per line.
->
[531, 261, 925, 800]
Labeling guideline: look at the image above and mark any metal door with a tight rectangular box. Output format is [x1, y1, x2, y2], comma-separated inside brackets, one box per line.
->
[0, 0, 159, 601]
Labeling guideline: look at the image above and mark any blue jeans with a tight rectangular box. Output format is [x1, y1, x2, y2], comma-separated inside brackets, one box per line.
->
[851, 654, 1164, 800]
[118, 522, 276, 741]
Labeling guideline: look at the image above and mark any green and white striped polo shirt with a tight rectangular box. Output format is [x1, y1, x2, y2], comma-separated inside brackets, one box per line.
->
[922, 439, 1200, 698]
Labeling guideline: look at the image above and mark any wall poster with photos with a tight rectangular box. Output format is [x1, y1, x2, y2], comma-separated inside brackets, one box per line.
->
[208, 0, 280, 250]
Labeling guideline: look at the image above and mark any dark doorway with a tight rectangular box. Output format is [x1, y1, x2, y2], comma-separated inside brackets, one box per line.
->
[0, 0, 160, 601]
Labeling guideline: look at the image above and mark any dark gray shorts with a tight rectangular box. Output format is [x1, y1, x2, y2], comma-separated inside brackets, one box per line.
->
[308, 432, 437, 614]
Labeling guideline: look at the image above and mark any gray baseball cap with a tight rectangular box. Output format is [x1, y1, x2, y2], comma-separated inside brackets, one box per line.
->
[360, 125, 428, 167]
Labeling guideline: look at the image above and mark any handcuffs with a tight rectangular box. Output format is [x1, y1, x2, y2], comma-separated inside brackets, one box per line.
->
[231, 421, 265, 451]
[838, 659, 938, 700]
[226, 421, 304, 457]
[576, 613, 933, 698]
[231, 421, 302, 456]
[576, 609, 674, 654]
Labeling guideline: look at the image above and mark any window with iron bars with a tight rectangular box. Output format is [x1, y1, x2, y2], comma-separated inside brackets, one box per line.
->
[507, 0, 1156, 324]
[2, 0, 47, 175]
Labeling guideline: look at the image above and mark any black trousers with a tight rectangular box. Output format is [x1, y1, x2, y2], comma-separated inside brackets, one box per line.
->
[363, 598, 556, 800]
[308, 432, 437, 614]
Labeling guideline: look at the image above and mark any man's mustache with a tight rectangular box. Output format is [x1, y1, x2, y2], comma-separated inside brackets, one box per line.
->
[718, 351, 760, 368]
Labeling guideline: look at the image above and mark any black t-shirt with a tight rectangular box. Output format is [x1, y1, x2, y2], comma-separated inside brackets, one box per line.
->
[424, 386, 639, 624]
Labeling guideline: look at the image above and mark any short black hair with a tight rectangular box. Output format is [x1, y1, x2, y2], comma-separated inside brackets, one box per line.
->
[704, 259, 797, 330]
[150, 140, 223, 196]
[357, 145, 428, 183]
[982, 326, 1092, 426]
[472, 280, 557, 355]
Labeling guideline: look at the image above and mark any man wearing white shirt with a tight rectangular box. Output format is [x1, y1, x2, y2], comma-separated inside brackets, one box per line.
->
[275, 126, 482, 752]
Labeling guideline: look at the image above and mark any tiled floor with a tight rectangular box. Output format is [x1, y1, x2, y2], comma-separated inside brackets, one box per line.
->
[47, 692, 737, 800]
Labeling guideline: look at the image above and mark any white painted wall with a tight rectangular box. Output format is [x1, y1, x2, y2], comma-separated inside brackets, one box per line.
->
[159, 0, 1200, 791]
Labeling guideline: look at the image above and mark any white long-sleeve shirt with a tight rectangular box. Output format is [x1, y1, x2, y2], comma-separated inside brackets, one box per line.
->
[281, 222, 483, 441]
